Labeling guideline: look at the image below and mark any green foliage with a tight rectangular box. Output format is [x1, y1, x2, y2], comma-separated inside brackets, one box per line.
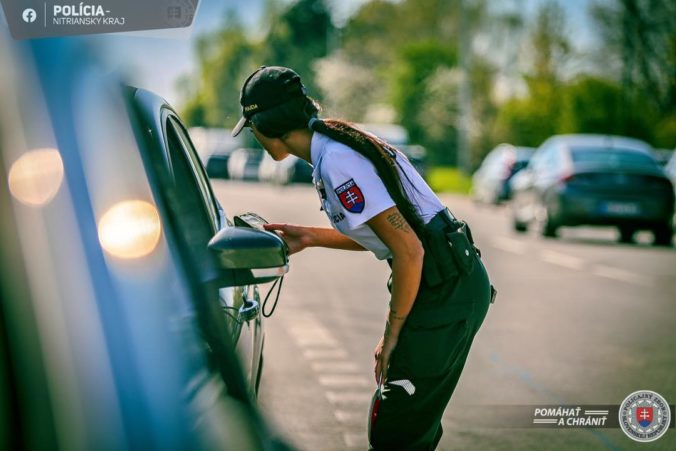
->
[391, 40, 457, 144]
[654, 113, 676, 149]
[559, 76, 656, 142]
[180, 1, 333, 127]
[176, 0, 676, 160]
[261, 0, 334, 96]
[427, 166, 473, 194]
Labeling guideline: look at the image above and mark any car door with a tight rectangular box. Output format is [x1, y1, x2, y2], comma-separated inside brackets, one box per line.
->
[163, 115, 263, 393]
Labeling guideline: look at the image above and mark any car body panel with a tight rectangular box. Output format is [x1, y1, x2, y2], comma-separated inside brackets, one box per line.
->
[0, 36, 281, 449]
[127, 88, 265, 395]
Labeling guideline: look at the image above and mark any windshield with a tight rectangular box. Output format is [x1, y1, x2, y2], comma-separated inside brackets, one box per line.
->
[570, 147, 657, 169]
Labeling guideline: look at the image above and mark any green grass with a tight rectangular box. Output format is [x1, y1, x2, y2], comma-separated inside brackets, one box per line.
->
[427, 166, 473, 194]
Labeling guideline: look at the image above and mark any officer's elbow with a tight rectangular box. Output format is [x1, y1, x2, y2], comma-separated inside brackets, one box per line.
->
[395, 237, 424, 264]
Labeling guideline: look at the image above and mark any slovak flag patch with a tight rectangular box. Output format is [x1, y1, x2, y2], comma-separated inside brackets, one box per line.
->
[636, 407, 653, 427]
[335, 179, 365, 213]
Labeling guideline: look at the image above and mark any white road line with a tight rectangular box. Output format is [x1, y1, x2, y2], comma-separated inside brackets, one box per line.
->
[286, 312, 339, 347]
[334, 409, 365, 424]
[591, 264, 651, 287]
[491, 237, 528, 255]
[343, 432, 367, 448]
[303, 349, 348, 359]
[287, 327, 338, 347]
[311, 361, 361, 373]
[539, 250, 585, 270]
[325, 391, 373, 405]
[319, 375, 372, 387]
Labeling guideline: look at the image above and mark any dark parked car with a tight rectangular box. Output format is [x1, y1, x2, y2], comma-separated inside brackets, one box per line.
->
[510, 135, 674, 245]
[472, 144, 535, 204]
[228, 148, 265, 181]
[0, 37, 289, 450]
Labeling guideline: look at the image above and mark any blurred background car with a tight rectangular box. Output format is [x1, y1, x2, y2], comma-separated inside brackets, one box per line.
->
[472, 144, 535, 204]
[510, 134, 674, 245]
[357, 123, 428, 179]
[0, 36, 290, 450]
[665, 150, 676, 229]
[228, 148, 265, 181]
[188, 127, 243, 179]
[258, 152, 313, 185]
[652, 148, 674, 167]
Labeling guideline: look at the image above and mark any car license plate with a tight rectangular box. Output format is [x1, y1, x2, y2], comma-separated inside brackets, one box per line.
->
[600, 201, 641, 215]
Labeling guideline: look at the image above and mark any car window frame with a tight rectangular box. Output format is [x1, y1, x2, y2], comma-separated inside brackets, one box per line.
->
[162, 112, 222, 232]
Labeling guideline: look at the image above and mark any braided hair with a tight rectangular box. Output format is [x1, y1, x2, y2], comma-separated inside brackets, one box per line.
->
[249, 96, 425, 237]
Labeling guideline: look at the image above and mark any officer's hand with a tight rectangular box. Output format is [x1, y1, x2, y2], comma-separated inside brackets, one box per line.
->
[263, 223, 312, 255]
[374, 334, 398, 384]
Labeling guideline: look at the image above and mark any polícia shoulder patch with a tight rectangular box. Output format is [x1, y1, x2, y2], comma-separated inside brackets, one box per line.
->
[334, 179, 365, 213]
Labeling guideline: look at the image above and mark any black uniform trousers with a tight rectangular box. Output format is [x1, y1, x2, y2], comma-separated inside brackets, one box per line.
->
[368, 244, 491, 450]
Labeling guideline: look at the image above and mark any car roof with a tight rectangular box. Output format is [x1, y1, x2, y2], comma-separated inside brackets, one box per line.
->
[542, 134, 653, 153]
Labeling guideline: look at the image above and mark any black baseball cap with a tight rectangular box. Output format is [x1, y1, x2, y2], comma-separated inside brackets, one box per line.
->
[231, 66, 307, 137]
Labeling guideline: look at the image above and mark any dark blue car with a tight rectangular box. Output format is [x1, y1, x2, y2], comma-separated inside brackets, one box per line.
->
[0, 36, 291, 450]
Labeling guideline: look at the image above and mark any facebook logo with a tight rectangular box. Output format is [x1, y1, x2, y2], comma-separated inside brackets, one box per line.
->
[22, 8, 37, 23]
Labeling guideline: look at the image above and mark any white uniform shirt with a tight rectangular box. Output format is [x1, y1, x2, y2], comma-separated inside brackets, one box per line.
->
[310, 131, 445, 260]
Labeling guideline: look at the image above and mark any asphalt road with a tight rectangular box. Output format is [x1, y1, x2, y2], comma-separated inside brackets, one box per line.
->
[212, 180, 676, 451]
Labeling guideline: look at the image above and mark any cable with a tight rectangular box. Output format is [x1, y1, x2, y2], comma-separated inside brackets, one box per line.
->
[221, 305, 241, 324]
[262, 276, 284, 318]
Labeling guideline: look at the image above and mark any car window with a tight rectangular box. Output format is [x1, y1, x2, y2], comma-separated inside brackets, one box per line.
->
[570, 147, 658, 169]
[168, 116, 221, 229]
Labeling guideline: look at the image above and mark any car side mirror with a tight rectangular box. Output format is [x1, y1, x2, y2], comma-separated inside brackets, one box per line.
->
[208, 226, 289, 287]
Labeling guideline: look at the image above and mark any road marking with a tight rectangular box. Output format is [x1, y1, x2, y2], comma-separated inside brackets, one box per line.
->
[325, 391, 373, 405]
[319, 375, 372, 387]
[491, 237, 527, 255]
[311, 361, 361, 372]
[591, 264, 651, 287]
[334, 409, 365, 424]
[303, 349, 348, 359]
[287, 314, 338, 347]
[539, 250, 585, 270]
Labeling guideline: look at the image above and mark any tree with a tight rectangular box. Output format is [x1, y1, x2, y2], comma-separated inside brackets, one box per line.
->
[491, 1, 571, 148]
[559, 76, 656, 142]
[261, 0, 334, 96]
[590, 0, 676, 113]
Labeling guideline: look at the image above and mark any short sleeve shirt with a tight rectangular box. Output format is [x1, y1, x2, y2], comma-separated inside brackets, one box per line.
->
[310, 132, 444, 260]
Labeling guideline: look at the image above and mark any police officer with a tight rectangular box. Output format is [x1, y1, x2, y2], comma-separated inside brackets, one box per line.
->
[232, 66, 493, 450]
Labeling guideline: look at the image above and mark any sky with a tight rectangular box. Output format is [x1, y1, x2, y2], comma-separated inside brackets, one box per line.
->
[1, 0, 599, 107]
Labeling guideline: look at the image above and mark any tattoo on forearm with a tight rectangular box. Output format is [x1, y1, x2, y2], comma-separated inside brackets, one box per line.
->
[386, 212, 411, 233]
[388, 309, 407, 321]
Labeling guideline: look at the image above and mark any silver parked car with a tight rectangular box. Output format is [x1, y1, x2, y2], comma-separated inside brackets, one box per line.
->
[472, 144, 535, 204]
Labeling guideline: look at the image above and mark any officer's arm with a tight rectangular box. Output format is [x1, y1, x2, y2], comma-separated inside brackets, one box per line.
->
[367, 206, 424, 338]
[264, 223, 366, 254]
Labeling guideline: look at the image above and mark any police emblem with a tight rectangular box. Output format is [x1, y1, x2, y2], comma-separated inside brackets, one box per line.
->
[619, 390, 671, 442]
[335, 179, 365, 213]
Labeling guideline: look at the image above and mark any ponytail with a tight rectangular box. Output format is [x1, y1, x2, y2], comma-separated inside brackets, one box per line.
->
[309, 118, 425, 237]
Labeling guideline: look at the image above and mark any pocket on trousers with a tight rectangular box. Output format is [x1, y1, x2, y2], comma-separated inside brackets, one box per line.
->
[446, 229, 477, 275]
[398, 318, 470, 379]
